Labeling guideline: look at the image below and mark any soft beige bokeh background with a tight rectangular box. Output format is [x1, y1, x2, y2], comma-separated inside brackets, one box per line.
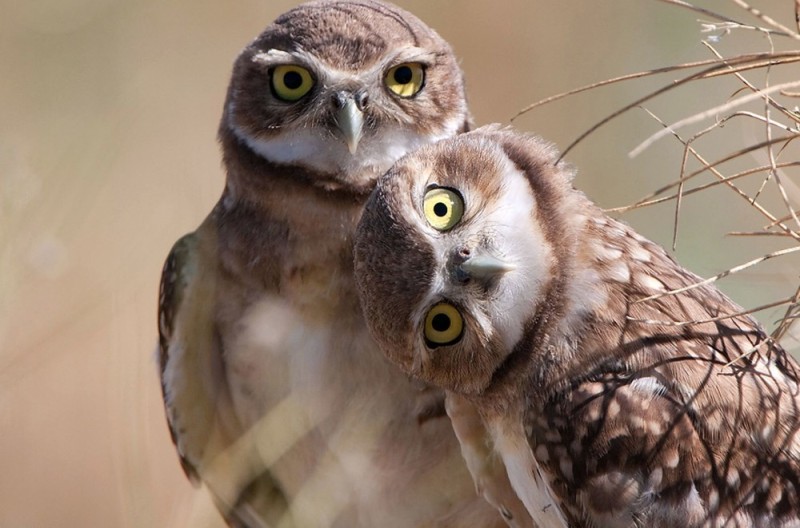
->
[1, 1, 797, 526]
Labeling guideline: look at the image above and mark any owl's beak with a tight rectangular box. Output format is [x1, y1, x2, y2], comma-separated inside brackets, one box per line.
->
[333, 94, 364, 154]
[458, 253, 516, 280]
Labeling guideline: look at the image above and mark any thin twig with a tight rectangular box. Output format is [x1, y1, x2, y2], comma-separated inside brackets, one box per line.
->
[721, 337, 776, 369]
[728, 231, 796, 237]
[511, 58, 729, 122]
[723, 111, 797, 133]
[633, 246, 800, 304]
[558, 54, 800, 161]
[729, 0, 800, 40]
[627, 296, 793, 326]
[677, 141, 800, 242]
[640, 108, 718, 250]
[610, 136, 800, 214]
[796, 0, 800, 34]
[749, 33, 777, 207]
[659, 0, 799, 38]
[765, 209, 800, 230]
[605, 161, 800, 214]
[702, 41, 799, 137]
[511, 52, 800, 123]
[657, 0, 745, 26]
[630, 80, 800, 157]
[772, 283, 800, 343]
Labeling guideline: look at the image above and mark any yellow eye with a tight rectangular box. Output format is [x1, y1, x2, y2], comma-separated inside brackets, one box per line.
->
[423, 187, 464, 231]
[424, 303, 464, 347]
[385, 62, 425, 97]
[271, 65, 314, 102]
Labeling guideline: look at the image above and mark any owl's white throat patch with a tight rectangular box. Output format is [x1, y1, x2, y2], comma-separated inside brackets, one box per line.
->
[229, 111, 462, 187]
[488, 163, 554, 353]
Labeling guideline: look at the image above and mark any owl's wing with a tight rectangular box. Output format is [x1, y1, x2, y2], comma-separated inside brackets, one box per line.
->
[158, 231, 208, 481]
[529, 223, 800, 525]
[532, 338, 800, 525]
[158, 227, 293, 527]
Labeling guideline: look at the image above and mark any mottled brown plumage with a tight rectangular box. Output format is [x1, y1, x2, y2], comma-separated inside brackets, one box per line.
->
[157, 3, 510, 527]
[354, 126, 800, 527]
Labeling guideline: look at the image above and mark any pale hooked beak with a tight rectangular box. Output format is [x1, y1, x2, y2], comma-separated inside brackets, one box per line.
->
[333, 92, 365, 154]
[459, 253, 516, 280]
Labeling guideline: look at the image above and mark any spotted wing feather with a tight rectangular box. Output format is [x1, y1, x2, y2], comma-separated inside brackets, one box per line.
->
[158, 232, 202, 480]
[529, 216, 800, 526]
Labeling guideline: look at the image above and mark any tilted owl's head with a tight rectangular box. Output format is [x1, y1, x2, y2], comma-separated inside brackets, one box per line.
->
[355, 128, 578, 395]
[222, 0, 469, 190]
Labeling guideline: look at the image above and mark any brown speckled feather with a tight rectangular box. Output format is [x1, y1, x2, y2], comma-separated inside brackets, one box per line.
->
[528, 211, 800, 526]
[354, 126, 800, 527]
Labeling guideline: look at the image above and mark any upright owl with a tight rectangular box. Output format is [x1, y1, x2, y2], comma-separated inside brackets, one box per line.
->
[354, 127, 800, 527]
[157, 2, 513, 527]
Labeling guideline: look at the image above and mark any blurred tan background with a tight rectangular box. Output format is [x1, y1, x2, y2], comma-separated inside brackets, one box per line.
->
[1, 0, 797, 526]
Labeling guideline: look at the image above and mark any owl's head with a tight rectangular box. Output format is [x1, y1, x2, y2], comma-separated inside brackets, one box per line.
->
[221, 0, 469, 189]
[355, 127, 578, 395]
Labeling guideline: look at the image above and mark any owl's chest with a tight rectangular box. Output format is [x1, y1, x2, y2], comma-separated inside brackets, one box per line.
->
[279, 233, 359, 318]
[223, 284, 471, 526]
[223, 220, 371, 410]
[216, 207, 481, 524]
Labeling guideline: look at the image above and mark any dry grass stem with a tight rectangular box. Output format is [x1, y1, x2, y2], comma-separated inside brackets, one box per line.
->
[727, 231, 796, 237]
[606, 155, 800, 217]
[658, 0, 800, 38]
[562, 53, 800, 161]
[629, 80, 800, 157]
[633, 246, 800, 305]
[729, 0, 800, 39]
[510, 53, 800, 124]
[796, 0, 800, 33]
[772, 283, 800, 344]
[608, 162, 800, 214]
[720, 338, 777, 368]
[627, 295, 794, 326]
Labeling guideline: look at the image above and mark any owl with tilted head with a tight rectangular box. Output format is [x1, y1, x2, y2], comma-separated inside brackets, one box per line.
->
[354, 126, 800, 527]
[156, 2, 517, 527]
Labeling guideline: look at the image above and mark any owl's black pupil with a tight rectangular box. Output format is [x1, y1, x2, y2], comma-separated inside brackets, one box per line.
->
[283, 71, 303, 90]
[433, 202, 448, 217]
[394, 66, 413, 84]
[431, 313, 451, 332]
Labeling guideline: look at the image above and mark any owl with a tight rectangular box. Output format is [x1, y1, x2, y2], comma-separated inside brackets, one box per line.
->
[354, 126, 800, 527]
[157, 2, 514, 527]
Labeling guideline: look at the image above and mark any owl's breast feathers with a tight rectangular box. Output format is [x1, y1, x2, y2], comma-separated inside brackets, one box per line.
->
[522, 210, 800, 525]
